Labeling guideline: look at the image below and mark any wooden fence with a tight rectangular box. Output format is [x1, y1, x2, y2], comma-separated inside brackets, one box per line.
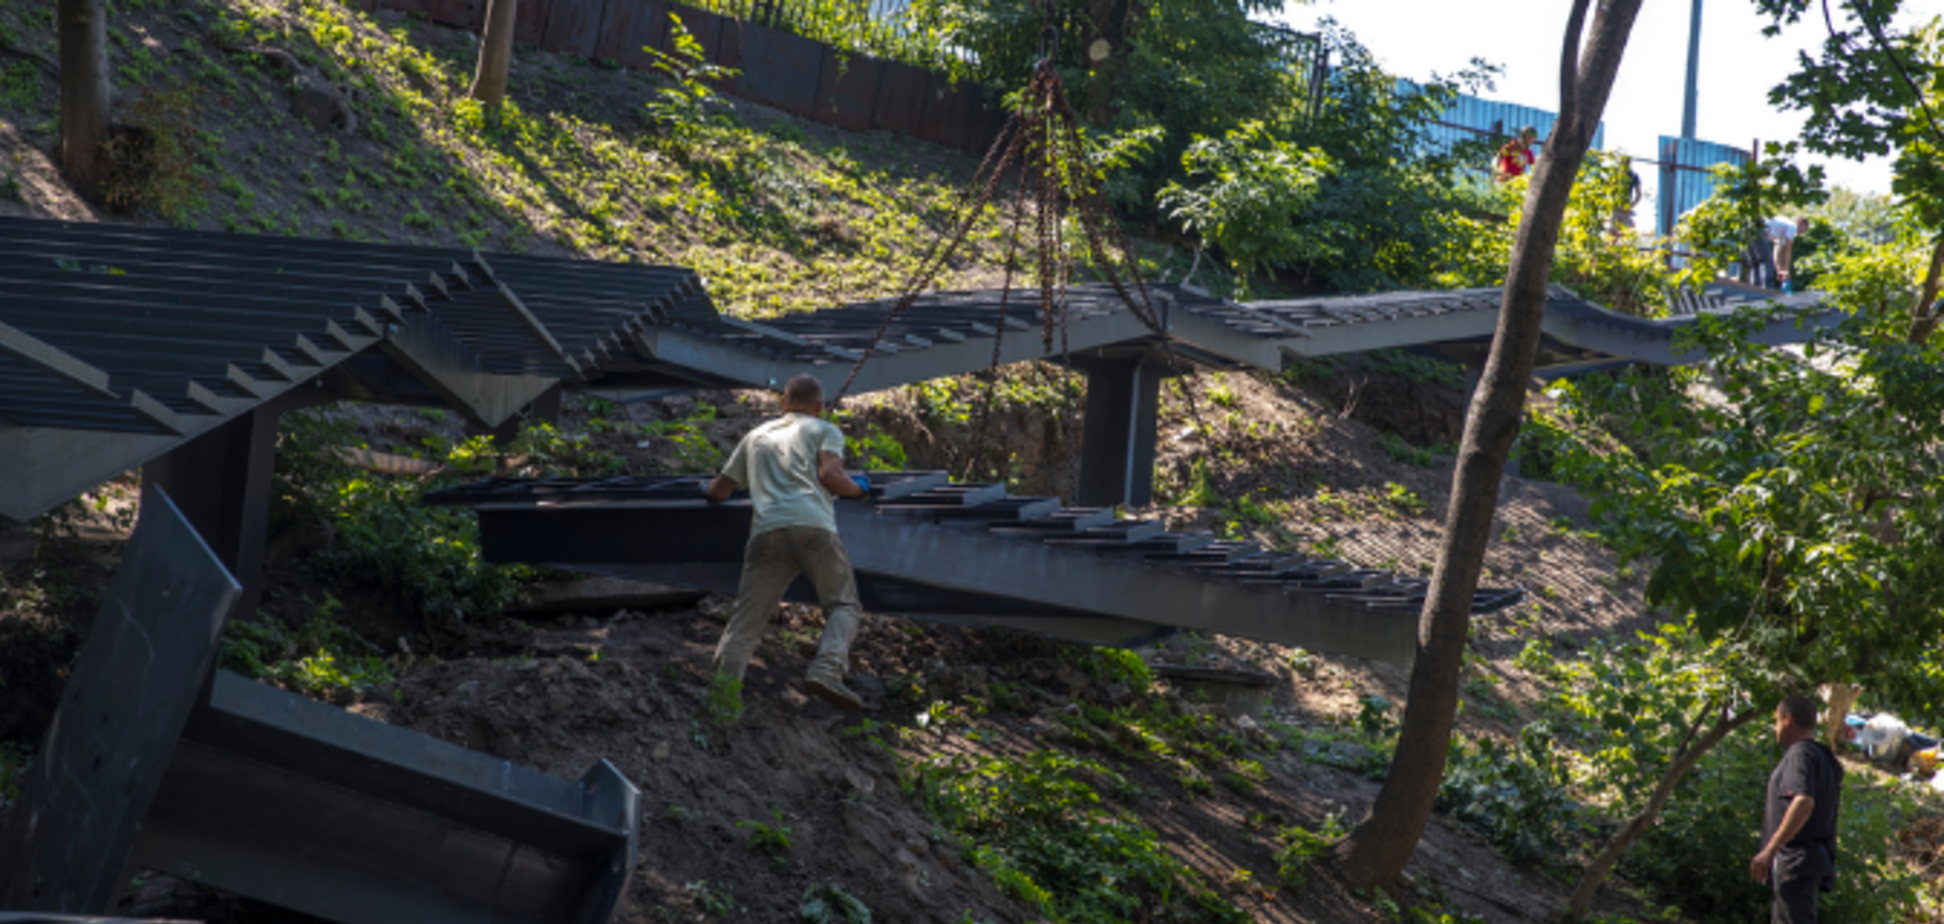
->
[352, 0, 1006, 153]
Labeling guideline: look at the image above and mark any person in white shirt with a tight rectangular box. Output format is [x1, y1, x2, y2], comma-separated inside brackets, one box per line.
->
[1767, 216, 1809, 291]
[706, 374, 871, 712]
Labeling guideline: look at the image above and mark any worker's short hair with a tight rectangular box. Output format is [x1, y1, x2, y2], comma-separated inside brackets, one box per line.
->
[782, 374, 824, 406]
[1520, 125, 1538, 138]
[1777, 695, 1819, 728]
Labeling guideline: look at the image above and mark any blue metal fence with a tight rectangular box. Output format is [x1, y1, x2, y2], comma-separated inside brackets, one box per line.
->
[1655, 135, 1750, 235]
[1400, 83, 1606, 160]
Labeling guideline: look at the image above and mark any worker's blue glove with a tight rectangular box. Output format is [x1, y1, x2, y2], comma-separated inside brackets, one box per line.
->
[850, 475, 873, 498]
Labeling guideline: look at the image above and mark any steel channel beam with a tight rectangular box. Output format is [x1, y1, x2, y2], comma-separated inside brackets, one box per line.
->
[0, 488, 241, 911]
[1540, 296, 1837, 364]
[473, 501, 1417, 661]
[128, 671, 636, 924]
[0, 378, 345, 524]
[0, 227, 701, 307]
[641, 304, 1288, 396]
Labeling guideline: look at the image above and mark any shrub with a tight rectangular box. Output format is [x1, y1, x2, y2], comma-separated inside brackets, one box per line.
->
[1435, 722, 1580, 865]
[101, 80, 217, 221]
[905, 750, 1250, 924]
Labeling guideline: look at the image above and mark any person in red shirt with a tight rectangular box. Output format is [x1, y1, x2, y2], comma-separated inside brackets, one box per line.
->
[1493, 126, 1538, 182]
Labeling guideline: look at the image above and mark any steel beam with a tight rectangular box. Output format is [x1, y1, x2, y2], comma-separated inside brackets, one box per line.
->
[129, 672, 638, 924]
[141, 389, 329, 620]
[379, 310, 560, 429]
[1075, 356, 1166, 508]
[469, 499, 1426, 661]
[0, 488, 240, 912]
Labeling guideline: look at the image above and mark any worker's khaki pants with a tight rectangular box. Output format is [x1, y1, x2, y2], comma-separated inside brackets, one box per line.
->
[712, 526, 862, 682]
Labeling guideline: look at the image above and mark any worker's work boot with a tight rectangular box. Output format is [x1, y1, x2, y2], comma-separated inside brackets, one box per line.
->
[804, 660, 864, 713]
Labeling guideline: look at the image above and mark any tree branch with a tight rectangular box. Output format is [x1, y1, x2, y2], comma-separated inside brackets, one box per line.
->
[1847, 0, 1944, 151]
[1557, 0, 1594, 138]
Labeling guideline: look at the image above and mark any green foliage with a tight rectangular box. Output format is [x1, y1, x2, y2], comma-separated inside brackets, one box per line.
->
[1807, 187, 1901, 246]
[272, 410, 535, 624]
[1435, 723, 1578, 865]
[799, 883, 872, 924]
[101, 80, 215, 221]
[738, 807, 794, 858]
[1382, 482, 1425, 515]
[703, 672, 744, 728]
[0, 741, 33, 811]
[1375, 432, 1449, 469]
[1355, 694, 1395, 738]
[1674, 156, 1828, 285]
[644, 15, 740, 154]
[904, 0, 1299, 206]
[1159, 121, 1332, 295]
[685, 880, 734, 916]
[1531, 611, 1927, 922]
[1751, 4, 1941, 234]
[637, 401, 725, 472]
[1544, 308, 1944, 710]
[1438, 151, 1675, 314]
[1067, 647, 1152, 696]
[1272, 813, 1347, 890]
[906, 749, 1249, 924]
[1364, 349, 1465, 389]
[0, 61, 40, 110]
[221, 612, 399, 699]
[831, 410, 910, 471]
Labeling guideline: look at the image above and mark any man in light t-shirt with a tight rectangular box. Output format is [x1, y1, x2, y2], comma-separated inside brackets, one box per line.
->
[706, 374, 871, 712]
[1767, 216, 1809, 291]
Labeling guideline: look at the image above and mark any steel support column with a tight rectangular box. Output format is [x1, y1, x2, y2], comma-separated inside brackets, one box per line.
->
[141, 388, 331, 620]
[1077, 357, 1164, 508]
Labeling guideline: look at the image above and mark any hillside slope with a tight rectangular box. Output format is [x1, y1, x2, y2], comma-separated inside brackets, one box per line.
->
[0, 2, 1674, 921]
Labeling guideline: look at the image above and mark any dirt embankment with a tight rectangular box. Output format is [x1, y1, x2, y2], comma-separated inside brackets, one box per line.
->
[7, 363, 1661, 924]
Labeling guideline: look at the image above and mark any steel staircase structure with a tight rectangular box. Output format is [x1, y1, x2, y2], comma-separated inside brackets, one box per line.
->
[426, 472, 1527, 662]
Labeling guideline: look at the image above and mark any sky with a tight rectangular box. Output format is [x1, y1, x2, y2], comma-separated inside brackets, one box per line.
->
[1276, 0, 1942, 210]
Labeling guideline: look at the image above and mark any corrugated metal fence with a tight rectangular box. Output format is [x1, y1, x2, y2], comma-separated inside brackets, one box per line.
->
[1406, 85, 1607, 162]
[1654, 135, 1750, 235]
[353, 0, 1006, 153]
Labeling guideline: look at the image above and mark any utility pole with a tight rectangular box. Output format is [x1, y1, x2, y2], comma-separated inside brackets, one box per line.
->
[1681, 0, 1702, 139]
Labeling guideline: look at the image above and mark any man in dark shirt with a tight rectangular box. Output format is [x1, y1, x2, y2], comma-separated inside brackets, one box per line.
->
[1751, 694, 1843, 924]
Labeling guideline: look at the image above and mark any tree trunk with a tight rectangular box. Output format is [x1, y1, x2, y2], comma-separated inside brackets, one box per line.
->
[1903, 237, 1944, 344]
[1558, 707, 1761, 921]
[1823, 683, 1860, 746]
[469, 0, 519, 106]
[57, 0, 110, 194]
[1333, 0, 1644, 890]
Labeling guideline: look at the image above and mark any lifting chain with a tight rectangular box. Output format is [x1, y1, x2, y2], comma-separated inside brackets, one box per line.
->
[832, 4, 1210, 505]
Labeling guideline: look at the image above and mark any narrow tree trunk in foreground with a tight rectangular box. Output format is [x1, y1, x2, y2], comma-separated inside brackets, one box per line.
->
[1903, 237, 1944, 344]
[1823, 683, 1861, 745]
[58, 0, 109, 194]
[1333, 0, 1645, 890]
[1559, 707, 1761, 920]
[469, 0, 519, 106]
